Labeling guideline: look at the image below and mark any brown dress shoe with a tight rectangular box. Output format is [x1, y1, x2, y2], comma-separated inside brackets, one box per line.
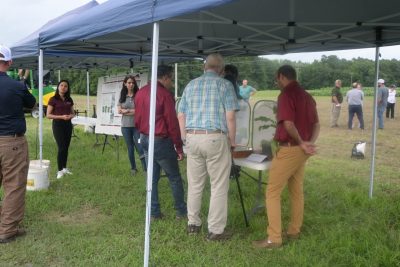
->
[252, 239, 282, 249]
[284, 231, 300, 240]
[0, 229, 26, 244]
[206, 230, 232, 241]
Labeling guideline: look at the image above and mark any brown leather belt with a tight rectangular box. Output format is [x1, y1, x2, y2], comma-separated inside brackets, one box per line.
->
[279, 141, 298, 147]
[141, 134, 167, 139]
[0, 133, 24, 138]
[187, 129, 224, 134]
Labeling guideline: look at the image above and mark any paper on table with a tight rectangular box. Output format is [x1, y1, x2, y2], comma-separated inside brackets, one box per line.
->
[246, 153, 268, 163]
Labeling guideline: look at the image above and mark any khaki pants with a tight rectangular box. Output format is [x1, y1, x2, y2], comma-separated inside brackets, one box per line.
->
[266, 146, 309, 243]
[0, 136, 29, 238]
[186, 133, 231, 234]
[331, 104, 341, 127]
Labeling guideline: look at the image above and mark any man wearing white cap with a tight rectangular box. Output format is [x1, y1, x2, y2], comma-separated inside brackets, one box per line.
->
[377, 79, 388, 129]
[0, 45, 36, 243]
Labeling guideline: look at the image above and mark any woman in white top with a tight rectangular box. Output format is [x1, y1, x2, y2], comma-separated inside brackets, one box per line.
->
[386, 84, 396, 119]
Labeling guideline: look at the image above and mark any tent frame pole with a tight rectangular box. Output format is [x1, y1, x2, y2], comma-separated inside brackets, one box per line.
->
[38, 49, 44, 164]
[86, 69, 90, 117]
[369, 46, 380, 199]
[144, 22, 159, 267]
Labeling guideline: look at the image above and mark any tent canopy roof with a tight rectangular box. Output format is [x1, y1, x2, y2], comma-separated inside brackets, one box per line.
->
[10, 1, 99, 59]
[39, 0, 400, 58]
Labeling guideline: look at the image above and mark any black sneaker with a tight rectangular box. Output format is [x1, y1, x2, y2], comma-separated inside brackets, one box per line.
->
[187, 224, 201, 235]
[176, 214, 187, 220]
[206, 230, 232, 241]
[150, 213, 164, 221]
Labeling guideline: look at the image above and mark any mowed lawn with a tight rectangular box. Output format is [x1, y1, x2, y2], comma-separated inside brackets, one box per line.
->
[1, 93, 399, 266]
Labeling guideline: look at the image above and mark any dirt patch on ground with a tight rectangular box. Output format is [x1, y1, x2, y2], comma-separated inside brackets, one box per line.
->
[45, 204, 107, 225]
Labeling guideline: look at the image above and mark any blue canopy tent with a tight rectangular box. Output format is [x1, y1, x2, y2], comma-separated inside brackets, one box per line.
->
[11, 1, 99, 59]
[22, 0, 400, 265]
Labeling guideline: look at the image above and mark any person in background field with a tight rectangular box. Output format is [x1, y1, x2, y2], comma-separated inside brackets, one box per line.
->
[0, 44, 36, 244]
[178, 53, 239, 241]
[46, 80, 75, 179]
[224, 64, 242, 100]
[377, 79, 388, 129]
[330, 79, 343, 127]
[135, 65, 187, 220]
[346, 82, 364, 130]
[239, 79, 257, 102]
[253, 65, 319, 249]
[117, 75, 146, 176]
[386, 84, 396, 119]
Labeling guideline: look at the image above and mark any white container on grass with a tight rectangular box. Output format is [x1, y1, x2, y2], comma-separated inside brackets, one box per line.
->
[27, 161, 50, 191]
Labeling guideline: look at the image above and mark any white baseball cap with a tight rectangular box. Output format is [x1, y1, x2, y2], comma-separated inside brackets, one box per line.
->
[0, 45, 12, 61]
[377, 78, 385, 84]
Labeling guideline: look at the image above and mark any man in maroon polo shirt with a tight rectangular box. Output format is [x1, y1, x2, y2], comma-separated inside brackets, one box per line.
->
[135, 65, 187, 220]
[253, 65, 320, 249]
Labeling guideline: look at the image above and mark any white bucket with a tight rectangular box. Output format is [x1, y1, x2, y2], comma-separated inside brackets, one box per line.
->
[30, 159, 50, 177]
[27, 166, 49, 191]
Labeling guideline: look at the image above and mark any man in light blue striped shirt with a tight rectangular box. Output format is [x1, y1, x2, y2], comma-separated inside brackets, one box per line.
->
[178, 53, 239, 241]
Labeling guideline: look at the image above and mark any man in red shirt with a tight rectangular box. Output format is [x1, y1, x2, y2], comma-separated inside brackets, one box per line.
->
[135, 65, 186, 220]
[253, 65, 320, 249]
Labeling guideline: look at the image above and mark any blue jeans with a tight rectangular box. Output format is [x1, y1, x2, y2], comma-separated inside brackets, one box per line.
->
[348, 105, 364, 129]
[377, 105, 386, 129]
[140, 134, 187, 217]
[121, 127, 146, 171]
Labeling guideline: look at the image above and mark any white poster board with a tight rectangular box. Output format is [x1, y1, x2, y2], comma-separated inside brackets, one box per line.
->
[95, 73, 148, 136]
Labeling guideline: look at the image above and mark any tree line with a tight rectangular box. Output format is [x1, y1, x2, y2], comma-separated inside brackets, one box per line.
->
[55, 55, 400, 96]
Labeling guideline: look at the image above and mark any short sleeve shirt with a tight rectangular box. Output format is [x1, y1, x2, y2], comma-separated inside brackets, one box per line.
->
[377, 87, 389, 107]
[118, 96, 135, 127]
[178, 71, 239, 133]
[48, 96, 74, 118]
[239, 85, 256, 100]
[331, 86, 343, 103]
[274, 81, 319, 143]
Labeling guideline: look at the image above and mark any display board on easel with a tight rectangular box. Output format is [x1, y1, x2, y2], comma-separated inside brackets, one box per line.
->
[95, 73, 148, 136]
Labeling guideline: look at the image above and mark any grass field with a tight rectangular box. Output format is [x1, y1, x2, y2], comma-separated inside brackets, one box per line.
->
[1, 93, 399, 266]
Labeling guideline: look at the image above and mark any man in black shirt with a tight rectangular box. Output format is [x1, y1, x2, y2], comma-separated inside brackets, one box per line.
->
[0, 45, 36, 244]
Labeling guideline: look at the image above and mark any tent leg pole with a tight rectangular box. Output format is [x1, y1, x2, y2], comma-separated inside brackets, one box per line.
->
[86, 70, 90, 117]
[38, 49, 44, 164]
[369, 46, 380, 199]
[144, 22, 160, 267]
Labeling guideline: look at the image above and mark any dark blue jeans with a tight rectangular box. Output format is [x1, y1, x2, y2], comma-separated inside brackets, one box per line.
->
[140, 134, 187, 217]
[121, 127, 146, 171]
[377, 105, 386, 129]
[348, 105, 364, 130]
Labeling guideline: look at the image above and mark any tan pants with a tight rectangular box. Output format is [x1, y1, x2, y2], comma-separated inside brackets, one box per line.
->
[186, 133, 231, 234]
[0, 136, 29, 238]
[331, 104, 341, 127]
[266, 146, 309, 243]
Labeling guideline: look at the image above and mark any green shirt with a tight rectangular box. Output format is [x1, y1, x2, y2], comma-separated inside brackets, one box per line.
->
[331, 86, 343, 103]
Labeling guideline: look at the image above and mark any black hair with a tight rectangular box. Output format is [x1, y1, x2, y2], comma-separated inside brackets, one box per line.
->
[54, 80, 73, 102]
[157, 65, 173, 79]
[277, 65, 297, 81]
[224, 64, 242, 99]
[224, 64, 238, 79]
[119, 75, 139, 103]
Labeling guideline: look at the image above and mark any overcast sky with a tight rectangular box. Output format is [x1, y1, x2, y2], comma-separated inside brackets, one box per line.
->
[1, 0, 399, 63]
